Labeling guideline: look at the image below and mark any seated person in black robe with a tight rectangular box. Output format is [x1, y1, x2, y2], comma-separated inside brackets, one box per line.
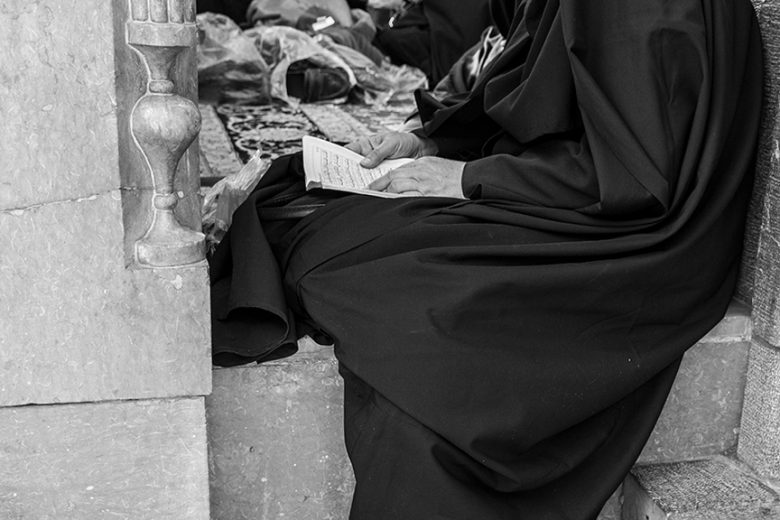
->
[373, 0, 493, 85]
[210, 0, 763, 518]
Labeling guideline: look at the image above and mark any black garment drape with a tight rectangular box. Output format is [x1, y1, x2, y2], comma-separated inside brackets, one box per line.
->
[196, 0, 253, 23]
[210, 0, 762, 518]
[374, 0, 493, 85]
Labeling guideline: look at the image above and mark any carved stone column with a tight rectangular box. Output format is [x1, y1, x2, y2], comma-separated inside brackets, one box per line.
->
[127, 0, 204, 267]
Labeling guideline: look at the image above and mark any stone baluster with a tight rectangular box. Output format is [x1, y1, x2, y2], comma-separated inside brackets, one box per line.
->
[126, 0, 204, 267]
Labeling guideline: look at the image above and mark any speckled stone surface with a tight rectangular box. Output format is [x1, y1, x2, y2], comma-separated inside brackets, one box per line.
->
[0, 0, 120, 211]
[746, 40, 780, 343]
[740, 0, 780, 303]
[0, 397, 209, 520]
[0, 191, 211, 406]
[738, 340, 780, 479]
[639, 340, 750, 464]
[207, 338, 355, 520]
[596, 487, 623, 520]
[700, 300, 752, 342]
[750, 110, 780, 345]
[624, 456, 780, 520]
[637, 303, 751, 463]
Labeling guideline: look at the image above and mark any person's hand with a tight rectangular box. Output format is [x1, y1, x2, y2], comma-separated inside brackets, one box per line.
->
[345, 132, 438, 168]
[368, 157, 467, 198]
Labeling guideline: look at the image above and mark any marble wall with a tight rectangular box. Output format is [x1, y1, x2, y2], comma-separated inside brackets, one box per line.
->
[0, 0, 211, 517]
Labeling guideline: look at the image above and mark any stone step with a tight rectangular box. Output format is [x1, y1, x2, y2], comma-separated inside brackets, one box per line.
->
[638, 301, 752, 464]
[206, 337, 353, 520]
[622, 455, 780, 520]
[205, 302, 751, 519]
[599, 488, 624, 520]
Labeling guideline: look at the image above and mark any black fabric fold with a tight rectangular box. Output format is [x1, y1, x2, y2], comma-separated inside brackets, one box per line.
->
[209, 0, 762, 516]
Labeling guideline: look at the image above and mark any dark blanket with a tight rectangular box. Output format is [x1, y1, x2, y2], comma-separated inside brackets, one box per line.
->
[210, 0, 762, 518]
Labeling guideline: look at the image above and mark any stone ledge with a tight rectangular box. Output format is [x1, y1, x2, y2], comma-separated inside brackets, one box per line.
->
[638, 300, 752, 463]
[207, 340, 354, 520]
[700, 300, 752, 343]
[597, 487, 623, 520]
[738, 338, 780, 480]
[623, 456, 780, 520]
[639, 339, 749, 463]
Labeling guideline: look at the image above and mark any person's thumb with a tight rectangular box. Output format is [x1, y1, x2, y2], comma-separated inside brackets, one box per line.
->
[360, 142, 394, 168]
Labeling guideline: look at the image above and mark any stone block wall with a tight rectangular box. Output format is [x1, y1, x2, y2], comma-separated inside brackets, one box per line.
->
[0, 1, 121, 210]
[738, 0, 780, 482]
[0, 1, 211, 517]
[740, 0, 780, 301]
[0, 398, 208, 520]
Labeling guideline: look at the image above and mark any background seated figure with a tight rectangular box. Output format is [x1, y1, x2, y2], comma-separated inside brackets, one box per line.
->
[197, 0, 356, 26]
[372, 0, 493, 85]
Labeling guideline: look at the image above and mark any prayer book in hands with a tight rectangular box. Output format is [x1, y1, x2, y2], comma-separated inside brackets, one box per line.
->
[302, 136, 413, 198]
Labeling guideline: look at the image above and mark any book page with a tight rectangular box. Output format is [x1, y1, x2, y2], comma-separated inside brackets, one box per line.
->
[302, 136, 413, 198]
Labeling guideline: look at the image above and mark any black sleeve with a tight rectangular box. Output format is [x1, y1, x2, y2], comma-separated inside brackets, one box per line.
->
[461, 137, 602, 211]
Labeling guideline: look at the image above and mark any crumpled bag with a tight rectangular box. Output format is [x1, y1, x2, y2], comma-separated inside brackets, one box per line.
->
[316, 35, 427, 105]
[202, 150, 272, 253]
[197, 13, 272, 104]
[245, 24, 357, 105]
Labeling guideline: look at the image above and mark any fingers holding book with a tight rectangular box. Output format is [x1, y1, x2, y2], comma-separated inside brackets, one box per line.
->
[369, 157, 466, 198]
[345, 132, 439, 169]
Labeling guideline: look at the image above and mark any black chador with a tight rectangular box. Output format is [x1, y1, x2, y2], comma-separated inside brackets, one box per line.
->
[210, 0, 763, 517]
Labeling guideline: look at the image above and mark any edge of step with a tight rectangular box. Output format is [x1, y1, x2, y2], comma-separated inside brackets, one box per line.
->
[623, 455, 780, 520]
[637, 300, 752, 464]
[699, 300, 752, 343]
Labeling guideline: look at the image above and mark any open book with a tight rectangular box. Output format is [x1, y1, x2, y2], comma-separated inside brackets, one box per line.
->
[302, 136, 413, 198]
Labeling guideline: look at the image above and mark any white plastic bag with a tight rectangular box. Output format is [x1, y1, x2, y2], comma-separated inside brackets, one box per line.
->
[197, 13, 272, 103]
[245, 25, 357, 104]
[202, 149, 272, 252]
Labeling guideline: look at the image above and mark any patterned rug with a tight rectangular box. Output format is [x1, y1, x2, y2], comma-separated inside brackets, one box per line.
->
[199, 104, 244, 180]
[198, 93, 418, 179]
